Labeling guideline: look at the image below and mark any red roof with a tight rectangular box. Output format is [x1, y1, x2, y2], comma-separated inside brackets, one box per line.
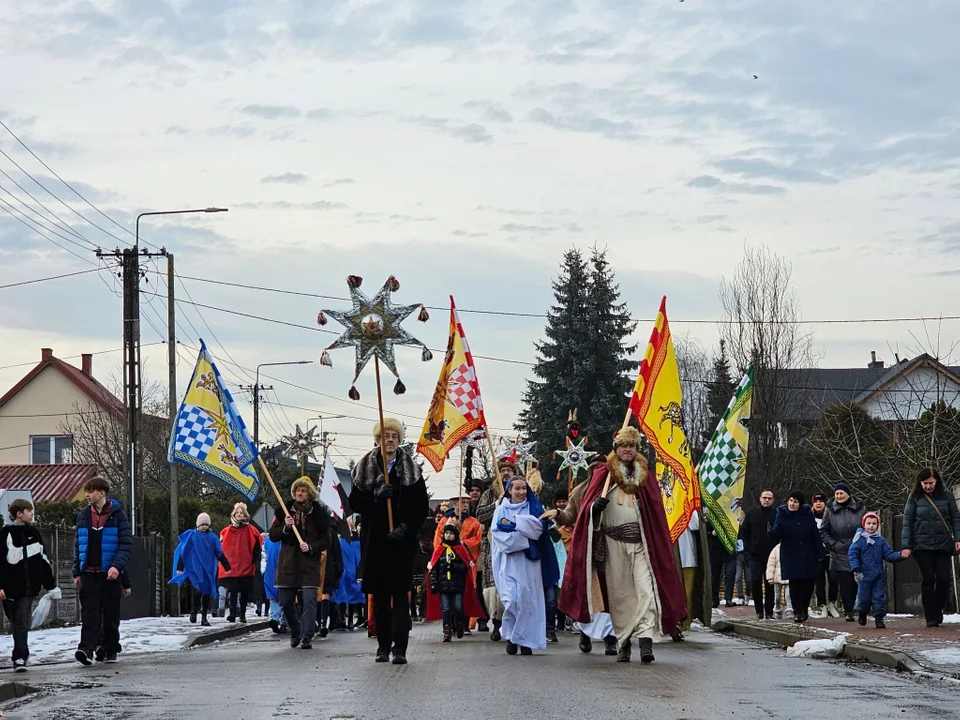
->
[0, 463, 98, 502]
[0, 349, 122, 415]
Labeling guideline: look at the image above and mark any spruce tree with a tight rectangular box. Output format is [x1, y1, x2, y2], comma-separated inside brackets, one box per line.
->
[703, 339, 736, 445]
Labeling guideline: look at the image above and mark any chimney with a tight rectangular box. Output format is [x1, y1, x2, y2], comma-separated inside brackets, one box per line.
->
[81, 353, 93, 376]
[41, 348, 53, 361]
[868, 351, 885, 370]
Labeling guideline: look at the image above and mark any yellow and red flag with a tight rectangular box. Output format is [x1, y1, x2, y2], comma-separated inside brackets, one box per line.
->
[628, 296, 700, 542]
[417, 296, 487, 472]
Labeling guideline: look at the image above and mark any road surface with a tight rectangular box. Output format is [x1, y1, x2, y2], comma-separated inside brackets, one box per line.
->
[4, 624, 957, 719]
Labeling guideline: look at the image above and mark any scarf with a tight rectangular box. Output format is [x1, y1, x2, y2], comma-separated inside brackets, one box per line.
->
[855, 528, 880, 545]
[231, 516, 249, 528]
[292, 501, 313, 529]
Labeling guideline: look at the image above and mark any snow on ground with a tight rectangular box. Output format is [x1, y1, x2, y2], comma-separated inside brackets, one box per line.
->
[941, 614, 960, 624]
[786, 635, 846, 659]
[0, 615, 235, 666]
[918, 647, 960, 668]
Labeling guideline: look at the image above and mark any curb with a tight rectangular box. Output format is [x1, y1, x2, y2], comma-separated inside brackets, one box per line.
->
[0, 681, 36, 702]
[714, 619, 925, 674]
[186, 619, 271, 648]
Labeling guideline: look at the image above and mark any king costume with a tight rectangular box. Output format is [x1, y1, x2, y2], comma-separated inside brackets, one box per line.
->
[558, 427, 687, 663]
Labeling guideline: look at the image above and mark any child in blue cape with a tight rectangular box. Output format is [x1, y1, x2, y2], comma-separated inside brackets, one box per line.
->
[848, 511, 903, 628]
[170, 513, 231, 626]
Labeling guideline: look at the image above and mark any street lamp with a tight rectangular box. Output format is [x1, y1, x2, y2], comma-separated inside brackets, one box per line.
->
[253, 361, 313, 447]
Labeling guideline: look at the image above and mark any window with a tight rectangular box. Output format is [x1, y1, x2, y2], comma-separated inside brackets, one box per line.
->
[29, 436, 73, 464]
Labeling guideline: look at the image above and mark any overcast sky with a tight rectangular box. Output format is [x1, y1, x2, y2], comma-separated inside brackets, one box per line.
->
[1, 1, 958, 499]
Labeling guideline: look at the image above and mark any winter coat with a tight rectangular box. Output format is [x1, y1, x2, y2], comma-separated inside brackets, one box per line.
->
[323, 525, 344, 594]
[820, 497, 867, 572]
[765, 545, 784, 585]
[269, 501, 332, 588]
[350, 448, 429, 595]
[0, 524, 56, 599]
[331, 536, 363, 605]
[429, 543, 469, 595]
[901, 492, 960, 553]
[705, 517, 734, 562]
[475, 487, 499, 589]
[741, 505, 777, 559]
[73, 499, 132, 576]
[218, 523, 262, 579]
[849, 532, 902, 580]
[771, 505, 824, 581]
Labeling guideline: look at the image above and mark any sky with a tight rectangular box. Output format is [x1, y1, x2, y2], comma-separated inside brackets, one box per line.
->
[1, 0, 959, 500]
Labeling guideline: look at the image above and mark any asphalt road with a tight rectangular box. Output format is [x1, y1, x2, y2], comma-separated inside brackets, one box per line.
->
[3, 625, 958, 719]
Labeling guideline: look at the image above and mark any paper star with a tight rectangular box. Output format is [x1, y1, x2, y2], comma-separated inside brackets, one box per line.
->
[281, 424, 322, 466]
[556, 437, 590, 473]
[499, 440, 537, 466]
[318, 276, 431, 398]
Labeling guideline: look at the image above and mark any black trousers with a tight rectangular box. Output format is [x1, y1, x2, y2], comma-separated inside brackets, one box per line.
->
[789, 578, 815, 618]
[914, 550, 954, 623]
[191, 587, 211, 614]
[749, 555, 775, 617]
[711, 556, 738, 605]
[835, 570, 858, 617]
[373, 591, 410, 654]
[78, 572, 122, 654]
[3, 597, 33, 661]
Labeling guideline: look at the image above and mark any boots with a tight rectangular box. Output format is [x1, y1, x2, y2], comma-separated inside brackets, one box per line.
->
[875, 617, 886, 629]
[477, 619, 489, 633]
[579, 632, 593, 653]
[603, 635, 617, 656]
[239, 607, 247, 624]
[189, 611, 197, 624]
[490, 619, 502, 642]
[455, 617, 465, 639]
[201, 614, 211, 627]
[826, 602, 840, 618]
[638, 637, 655, 664]
[319, 600, 330, 638]
[617, 641, 631, 663]
[442, 624, 452, 642]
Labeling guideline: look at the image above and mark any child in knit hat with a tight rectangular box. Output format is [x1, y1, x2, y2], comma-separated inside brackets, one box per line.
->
[848, 512, 904, 628]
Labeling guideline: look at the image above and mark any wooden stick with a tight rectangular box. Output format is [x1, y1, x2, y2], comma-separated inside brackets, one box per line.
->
[601, 408, 636, 499]
[373, 355, 395, 532]
[457, 443, 464, 522]
[484, 426, 504, 497]
[258, 455, 304, 544]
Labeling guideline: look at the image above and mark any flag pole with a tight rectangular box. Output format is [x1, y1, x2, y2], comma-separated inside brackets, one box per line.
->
[457, 443, 464, 522]
[601, 407, 635, 498]
[257, 456, 304, 545]
[373, 355, 395, 532]
[484, 427, 504, 497]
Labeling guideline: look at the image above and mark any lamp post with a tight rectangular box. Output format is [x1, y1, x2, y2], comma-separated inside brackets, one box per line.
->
[307, 414, 344, 454]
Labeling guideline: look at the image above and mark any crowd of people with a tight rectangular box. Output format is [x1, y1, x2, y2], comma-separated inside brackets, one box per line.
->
[0, 431, 956, 674]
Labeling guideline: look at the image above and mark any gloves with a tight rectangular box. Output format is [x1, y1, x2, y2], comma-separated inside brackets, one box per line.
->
[593, 497, 610, 512]
[387, 522, 409, 542]
[374, 482, 393, 501]
[549, 527, 562, 543]
[854, 572, 863, 583]
[430, 583, 439, 595]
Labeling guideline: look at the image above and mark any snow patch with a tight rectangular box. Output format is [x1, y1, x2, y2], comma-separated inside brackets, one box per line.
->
[786, 634, 846, 659]
[919, 648, 960, 666]
[941, 614, 960, 624]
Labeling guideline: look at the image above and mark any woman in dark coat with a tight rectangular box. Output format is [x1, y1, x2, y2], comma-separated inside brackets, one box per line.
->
[269, 477, 331, 649]
[819, 482, 866, 621]
[772, 490, 825, 623]
[901, 467, 960, 627]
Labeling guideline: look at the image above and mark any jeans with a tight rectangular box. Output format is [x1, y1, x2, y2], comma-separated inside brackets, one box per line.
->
[913, 550, 954, 624]
[749, 555, 775, 617]
[3, 596, 33, 661]
[835, 571, 858, 617]
[78, 572, 123, 654]
[279, 587, 318, 642]
[789, 578, 815, 618]
[373, 591, 411, 654]
[711, 556, 738, 605]
[269, 600, 284, 624]
[544, 585, 558, 633]
[735, 553, 751, 600]
[440, 592, 464, 627]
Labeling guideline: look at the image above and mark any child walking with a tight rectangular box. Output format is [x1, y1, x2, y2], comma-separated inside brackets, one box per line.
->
[170, 513, 231, 626]
[849, 512, 904, 628]
[426, 521, 484, 641]
[765, 544, 791, 620]
[0, 499, 56, 672]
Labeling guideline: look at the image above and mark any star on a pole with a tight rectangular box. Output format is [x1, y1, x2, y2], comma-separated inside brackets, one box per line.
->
[556, 437, 590, 473]
[499, 440, 537, 466]
[317, 275, 431, 399]
[281, 424, 322, 467]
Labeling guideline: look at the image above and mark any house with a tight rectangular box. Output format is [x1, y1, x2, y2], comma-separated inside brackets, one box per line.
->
[0, 463, 97, 502]
[776, 351, 960, 440]
[0, 348, 123, 465]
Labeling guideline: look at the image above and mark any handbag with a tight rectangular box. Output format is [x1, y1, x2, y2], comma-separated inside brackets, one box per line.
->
[923, 496, 960, 556]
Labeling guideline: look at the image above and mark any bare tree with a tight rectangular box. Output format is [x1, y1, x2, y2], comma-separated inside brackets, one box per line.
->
[674, 333, 711, 464]
[719, 245, 818, 503]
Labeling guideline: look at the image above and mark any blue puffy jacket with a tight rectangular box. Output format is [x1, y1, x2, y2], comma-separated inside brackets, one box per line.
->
[73, 499, 133, 576]
[848, 531, 902, 580]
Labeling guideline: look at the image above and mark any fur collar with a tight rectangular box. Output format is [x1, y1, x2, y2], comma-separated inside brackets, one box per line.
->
[605, 451, 646, 489]
[353, 446, 423, 490]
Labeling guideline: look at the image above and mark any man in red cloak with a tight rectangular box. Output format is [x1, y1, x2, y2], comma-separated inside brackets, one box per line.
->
[556, 426, 687, 663]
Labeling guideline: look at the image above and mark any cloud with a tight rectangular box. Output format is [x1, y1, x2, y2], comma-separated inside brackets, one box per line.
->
[696, 215, 728, 224]
[500, 222, 583, 235]
[261, 173, 309, 185]
[240, 104, 301, 120]
[235, 200, 349, 211]
[712, 158, 838, 185]
[165, 125, 189, 135]
[408, 117, 492, 144]
[462, 101, 513, 124]
[206, 125, 256, 139]
[527, 108, 641, 141]
[686, 175, 786, 196]
[323, 178, 355, 188]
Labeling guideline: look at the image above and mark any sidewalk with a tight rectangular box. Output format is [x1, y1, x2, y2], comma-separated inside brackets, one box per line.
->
[713, 602, 960, 678]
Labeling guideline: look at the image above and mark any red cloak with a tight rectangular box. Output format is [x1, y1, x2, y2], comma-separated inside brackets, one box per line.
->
[425, 544, 487, 622]
[557, 457, 687, 633]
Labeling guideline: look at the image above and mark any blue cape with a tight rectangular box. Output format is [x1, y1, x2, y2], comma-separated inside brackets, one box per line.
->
[262, 536, 282, 602]
[331, 537, 363, 604]
[499, 480, 560, 588]
[169, 529, 222, 598]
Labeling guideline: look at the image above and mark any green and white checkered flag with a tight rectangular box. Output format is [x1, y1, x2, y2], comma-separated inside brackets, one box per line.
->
[697, 367, 753, 554]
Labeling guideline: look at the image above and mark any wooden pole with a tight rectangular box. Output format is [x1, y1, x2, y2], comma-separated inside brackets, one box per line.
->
[602, 408, 636, 498]
[484, 427, 504, 497]
[258, 456, 304, 545]
[373, 356, 395, 531]
[457, 444, 464, 522]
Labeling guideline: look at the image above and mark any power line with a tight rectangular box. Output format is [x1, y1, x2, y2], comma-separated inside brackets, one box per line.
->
[0, 169, 97, 248]
[0, 267, 100, 290]
[0, 342, 165, 372]
[0, 198, 96, 265]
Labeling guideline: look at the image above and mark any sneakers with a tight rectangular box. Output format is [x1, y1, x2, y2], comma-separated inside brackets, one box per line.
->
[826, 602, 841, 618]
[845, 615, 855, 623]
[375, 649, 390, 663]
[300, 640, 313, 650]
[269, 619, 281, 634]
[319, 627, 329, 639]
[546, 630, 559, 643]
[875, 618, 886, 629]
[94, 647, 105, 663]
[201, 616, 211, 627]
[75, 650, 93, 666]
[858, 612, 868, 627]
[12, 659, 26, 673]
[391, 651, 407, 665]
[289, 636, 301, 649]
[578, 632, 593, 654]
[105, 653, 118, 664]
[638, 637, 655, 664]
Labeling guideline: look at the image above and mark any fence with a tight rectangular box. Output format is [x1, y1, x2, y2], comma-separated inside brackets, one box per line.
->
[888, 512, 959, 615]
[0, 528, 165, 632]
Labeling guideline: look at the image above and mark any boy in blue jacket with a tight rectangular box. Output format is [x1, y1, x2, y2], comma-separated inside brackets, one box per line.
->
[72, 476, 132, 666]
[848, 511, 903, 628]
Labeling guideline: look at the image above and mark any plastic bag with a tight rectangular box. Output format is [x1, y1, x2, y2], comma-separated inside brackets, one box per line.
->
[31, 586, 62, 629]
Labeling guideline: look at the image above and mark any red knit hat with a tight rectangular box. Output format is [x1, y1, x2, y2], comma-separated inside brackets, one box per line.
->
[861, 511, 880, 529]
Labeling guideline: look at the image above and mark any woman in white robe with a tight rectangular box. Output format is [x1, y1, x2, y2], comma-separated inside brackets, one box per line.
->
[491, 477, 547, 654]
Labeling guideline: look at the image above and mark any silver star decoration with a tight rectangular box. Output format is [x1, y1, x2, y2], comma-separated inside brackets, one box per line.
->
[498, 440, 537, 466]
[556, 437, 590, 473]
[281, 424, 322, 466]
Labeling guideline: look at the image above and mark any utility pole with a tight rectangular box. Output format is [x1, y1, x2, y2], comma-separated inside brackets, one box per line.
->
[238, 382, 272, 449]
[167, 252, 179, 616]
